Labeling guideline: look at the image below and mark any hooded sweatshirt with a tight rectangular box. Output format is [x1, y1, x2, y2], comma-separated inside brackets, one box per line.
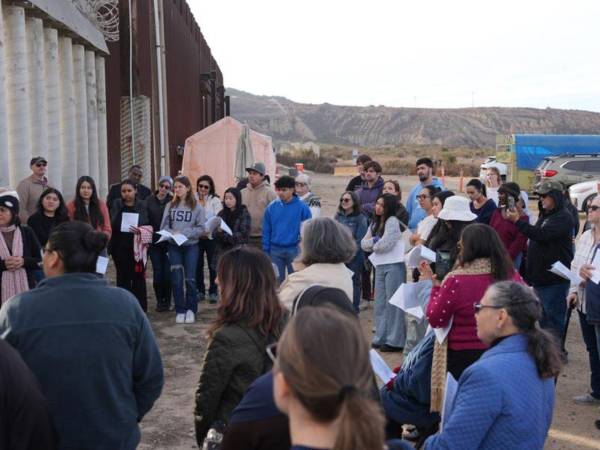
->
[356, 177, 384, 218]
[241, 181, 277, 237]
[515, 190, 574, 286]
[262, 195, 311, 253]
[160, 200, 206, 246]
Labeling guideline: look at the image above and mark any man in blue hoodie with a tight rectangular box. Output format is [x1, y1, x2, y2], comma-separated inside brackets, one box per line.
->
[263, 175, 311, 282]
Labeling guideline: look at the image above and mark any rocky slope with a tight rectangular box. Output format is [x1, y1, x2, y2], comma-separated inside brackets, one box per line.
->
[228, 88, 600, 148]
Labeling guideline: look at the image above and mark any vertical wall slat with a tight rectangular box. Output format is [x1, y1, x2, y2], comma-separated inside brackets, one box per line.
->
[4, 5, 30, 184]
[96, 56, 108, 198]
[58, 36, 77, 198]
[73, 44, 88, 182]
[0, 5, 10, 187]
[85, 51, 99, 184]
[26, 17, 47, 162]
[44, 27, 61, 191]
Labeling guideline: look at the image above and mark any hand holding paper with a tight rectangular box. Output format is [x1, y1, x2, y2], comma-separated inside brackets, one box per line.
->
[156, 230, 188, 246]
[120, 212, 139, 233]
[548, 261, 582, 285]
[369, 349, 396, 384]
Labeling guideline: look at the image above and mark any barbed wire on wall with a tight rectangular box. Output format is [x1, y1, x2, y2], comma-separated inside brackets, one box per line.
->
[73, 0, 120, 42]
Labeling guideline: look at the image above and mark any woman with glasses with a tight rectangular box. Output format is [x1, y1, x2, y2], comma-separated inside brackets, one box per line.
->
[67, 176, 112, 240]
[419, 224, 522, 404]
[409, 185, 441, 247]
[422, 281, 560, 449]
[147, 176, 174, 312]
[335, 191, 368, 312]
[194, 246, 285, 446]
[295, 173, 321, 218]
[195, 175, 222, 303]
[361, 193, 406, 352]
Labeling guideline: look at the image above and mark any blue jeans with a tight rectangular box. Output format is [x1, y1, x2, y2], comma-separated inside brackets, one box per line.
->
[578, 311, 600, 399]
[373, 262, 406, 348]
[535, 282, 569, 341]
[149, 244, 171, 305]
[168, 244, 199, 314]
[270, 245, 299, 283]
[196, 238, 217, 296]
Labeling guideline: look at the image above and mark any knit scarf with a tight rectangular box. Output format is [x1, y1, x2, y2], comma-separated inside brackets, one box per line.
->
[0, 226, 29, 304]
[430, 258, 492, 412]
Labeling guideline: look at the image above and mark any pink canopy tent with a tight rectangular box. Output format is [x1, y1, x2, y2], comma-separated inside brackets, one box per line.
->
[181, 117, 276, 197]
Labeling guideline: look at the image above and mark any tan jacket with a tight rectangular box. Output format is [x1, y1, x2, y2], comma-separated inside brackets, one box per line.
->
[16, 175, 51, 223]
[241, 181, 277, 237]
[278, 263, 354, 309]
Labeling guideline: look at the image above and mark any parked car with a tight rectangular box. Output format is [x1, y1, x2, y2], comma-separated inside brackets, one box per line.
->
[569, 180, 600, 212]
[479, 157, 508, 181]
[533, 154, 600, 193]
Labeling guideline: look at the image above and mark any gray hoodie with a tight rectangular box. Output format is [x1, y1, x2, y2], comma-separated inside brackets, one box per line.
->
[160, 201, 206, 246]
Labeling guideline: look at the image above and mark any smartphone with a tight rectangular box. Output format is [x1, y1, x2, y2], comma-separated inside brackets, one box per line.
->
[435, 251, 454, 280]
[507, 197, 515, 210]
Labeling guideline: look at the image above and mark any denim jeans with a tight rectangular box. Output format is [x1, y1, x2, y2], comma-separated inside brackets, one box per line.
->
[512, 253, 522, 271]
[270, 245, 299, 283]
[535, 282, 569, 342]
[196, 238, 217, 296]
[578, 311, 600, 399]
[373, 262, 406, 348]
[149, 244, 171, 306]
[168, 243, 199, 314]
[347, 258, 363, 313]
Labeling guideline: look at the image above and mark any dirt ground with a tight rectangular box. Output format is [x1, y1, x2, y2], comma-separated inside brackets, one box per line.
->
[136, 173, 600, 449]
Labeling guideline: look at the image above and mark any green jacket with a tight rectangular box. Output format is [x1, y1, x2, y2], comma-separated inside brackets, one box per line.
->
[194, 322, 281, 445]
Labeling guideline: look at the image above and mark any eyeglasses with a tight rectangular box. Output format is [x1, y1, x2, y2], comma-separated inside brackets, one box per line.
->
[35, 162, 47, 167]
[159, 184, 170, 190]
[473, 303, 503, 314]
[539, 193, 548, 198]
[295, 182, 306, 187]
[198, 184, 210, 190]
[590, 205, 600, 212]
[266, 342, 277, 363]
[341, 198, 352, 203]
[416, 194, 430, 200]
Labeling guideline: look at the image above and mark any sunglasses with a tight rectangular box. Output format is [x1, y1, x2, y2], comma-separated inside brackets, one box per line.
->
[473, 303, 503, 314]
[341, 198, 352, 203]
[159, 184, 170, 190]
[35, 162, 47, 167]
[590, 205, 600, 212]
[417, 194, 430, 200]
[198, 184, 210, 190]
[266, 342, 277, 363]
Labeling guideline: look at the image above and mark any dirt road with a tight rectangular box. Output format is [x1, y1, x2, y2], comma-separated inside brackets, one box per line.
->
[138, 173, 600, 449]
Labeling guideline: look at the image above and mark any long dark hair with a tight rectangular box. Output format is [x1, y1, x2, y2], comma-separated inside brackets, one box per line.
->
[371, 193, 398, 237]
[487, 281, 562, 378]
[37, 188, 69, 223]
[276, 306, 386, 450]
[196, 174, 217, 197]
[459, 223, 513, 280]
[337, 191, 361, 216]
[219, 187, 244, 227]
[467, 178, 487, 197]
[209, 246, 283, 338]
[74, 176, 104, 229]
[46, 221, 107, 273]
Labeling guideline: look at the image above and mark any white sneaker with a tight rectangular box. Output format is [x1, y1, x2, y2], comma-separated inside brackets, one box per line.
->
[175, 313, 185, 324]
[184, 310, 195, 324]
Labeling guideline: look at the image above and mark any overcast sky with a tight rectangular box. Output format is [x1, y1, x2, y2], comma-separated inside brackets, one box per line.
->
[189, 0, 600, 111]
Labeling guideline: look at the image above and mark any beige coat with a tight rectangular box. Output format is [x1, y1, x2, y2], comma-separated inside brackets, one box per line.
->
[16, 175, 51, 223]
[241, 181, 277, 237]
[278, 263, 354, 309]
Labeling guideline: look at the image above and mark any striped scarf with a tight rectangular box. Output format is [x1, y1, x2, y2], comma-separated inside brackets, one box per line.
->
[0, 226, 29, 304]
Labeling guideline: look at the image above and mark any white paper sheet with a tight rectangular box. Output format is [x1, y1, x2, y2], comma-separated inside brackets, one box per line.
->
[368, 240, 405, 266]
[205, 216, 221, 234]
[156, 229, 188, 246]
[441, 372, 458, 431]
[220, 220, 233, 236]
[369, 349, 396, 384]
[427, 317, 453, 345]
[389, 281, 429, 319]
[120, 212, 139, 233]
[406, 245, 437, 267]
[95, 256, 109, 274]
[549, 261, 582, 285]
[592, 252, 600, 284]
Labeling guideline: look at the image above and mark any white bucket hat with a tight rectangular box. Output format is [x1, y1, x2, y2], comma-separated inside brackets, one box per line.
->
[438, 196, 477, 222]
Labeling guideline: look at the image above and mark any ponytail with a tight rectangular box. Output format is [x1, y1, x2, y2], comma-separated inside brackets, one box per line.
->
[334, 391, 385, 450]
[525, 325, 562, 379]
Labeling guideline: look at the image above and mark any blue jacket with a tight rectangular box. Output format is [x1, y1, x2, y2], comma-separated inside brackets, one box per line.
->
[262, 195, 311, 253]
[425, 334, 555, 450]
[0, 273, 164, 450]
[407, 178, 444, 230]
[335, 211, 368, 270]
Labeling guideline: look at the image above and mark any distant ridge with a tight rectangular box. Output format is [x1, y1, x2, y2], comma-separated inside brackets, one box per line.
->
[228, 88, 600, 148]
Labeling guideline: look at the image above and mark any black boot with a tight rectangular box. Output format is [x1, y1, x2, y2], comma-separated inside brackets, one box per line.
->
[154, 283, 168, 312]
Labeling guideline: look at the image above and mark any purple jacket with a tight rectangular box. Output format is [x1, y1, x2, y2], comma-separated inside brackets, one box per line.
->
[356, 177, 384, 218]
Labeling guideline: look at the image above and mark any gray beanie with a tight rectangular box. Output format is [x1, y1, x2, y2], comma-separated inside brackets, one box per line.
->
[158, 176, 173, 187]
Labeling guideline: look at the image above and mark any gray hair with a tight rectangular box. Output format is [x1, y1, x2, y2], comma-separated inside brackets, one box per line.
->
[300, 217, 356, 265]
[295, 173, 311, 186]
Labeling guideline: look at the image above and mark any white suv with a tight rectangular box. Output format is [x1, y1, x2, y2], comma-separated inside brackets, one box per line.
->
[569, 180, 599, 212]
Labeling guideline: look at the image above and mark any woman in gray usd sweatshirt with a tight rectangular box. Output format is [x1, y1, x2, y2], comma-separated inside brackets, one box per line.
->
[160, 175, 206, 324]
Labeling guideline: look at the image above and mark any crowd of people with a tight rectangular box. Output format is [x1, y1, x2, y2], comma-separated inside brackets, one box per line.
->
[0, 151, 595, 449]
